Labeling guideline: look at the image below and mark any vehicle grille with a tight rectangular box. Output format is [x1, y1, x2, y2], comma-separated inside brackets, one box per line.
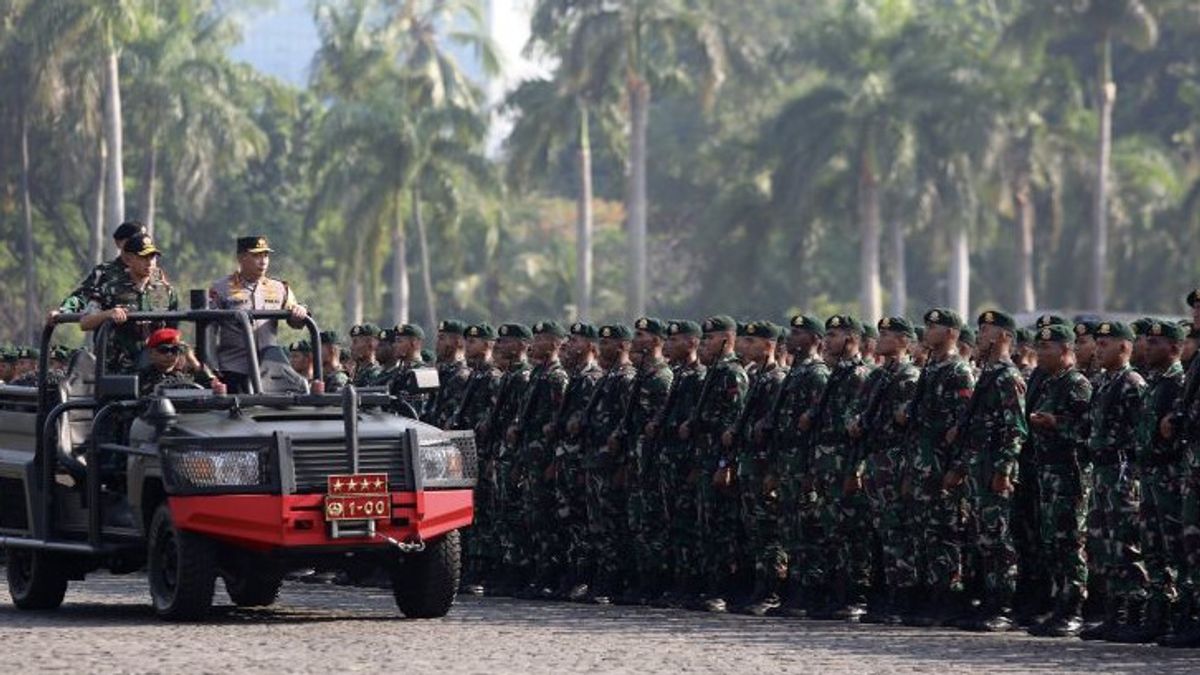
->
[289, 437, 414, 493]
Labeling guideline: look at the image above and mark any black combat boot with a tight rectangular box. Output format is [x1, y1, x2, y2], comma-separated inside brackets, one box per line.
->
[971, 595, 1015, 633]
[859, 586, 893, 624]
[1041, 595, 1086, 638]
[740, 577, 783, 617]
[1159, 589, 1200, 647]
[905, 587, 953, 627]
[768, 579, 805, 618]
[1080, 595, 1125, 641]
[1111, 595, 1169, 643]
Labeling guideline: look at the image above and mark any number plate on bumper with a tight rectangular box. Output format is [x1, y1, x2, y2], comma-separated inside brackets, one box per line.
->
[325, 473, 391, 522]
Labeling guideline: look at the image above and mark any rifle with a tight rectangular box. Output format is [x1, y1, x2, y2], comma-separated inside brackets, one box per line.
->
[685, 338, 727, 438]
[849, 363, 897, 470]
[448, 365, 484, 431]
[800, 342, 851, 475]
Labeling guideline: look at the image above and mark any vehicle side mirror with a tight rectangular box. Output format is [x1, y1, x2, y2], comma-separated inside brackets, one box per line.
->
[97, 374, 139, 401]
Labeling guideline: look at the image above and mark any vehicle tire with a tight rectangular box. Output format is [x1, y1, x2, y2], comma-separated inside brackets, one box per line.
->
[6, 548, 68, 610]
[147, 504, 217, 621]
[223, 566, 283, 608]
[391, 530, 460, 618]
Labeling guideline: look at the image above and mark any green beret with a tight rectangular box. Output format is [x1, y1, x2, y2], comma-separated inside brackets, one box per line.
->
[1189, 325, 1200, 340]
[702, 315, 737, 334]
[49, 345, 72, 361]
[914, 325, 926, 341]
[319, 330, 341, 346]
[421, 348, 435, 364]
[339, 347, 351, 362]
[977, 310, 1017, 332]
[667, 320, 701, 337]
[1016, 328, 1035, 345]
[394, 323, 425, 340]
[736, 321, 750, 337]
[19, 347, 39, 360]
[633, 316, 667, 337]
[1036, 325, 1074, 344]
[532, 320, 568, 338]
[1035, 314, 1069, 329]
[1095, 320, 1135, 341]
[497, 323, 532, 340]
[923, 307, 962, 329]
[1131, 317, 1154, 337]
[862, 323, 879, 340]
[958, 326, 977, 346]
[788, 314, 825, 336]
[350, 323, 383, 339]
[1073, 320, 1098, 338]
[745, 321, 782, 340]
[599, 324, 633, 340]
[825, 314, 863, 335]
[569, 322, 599, 340]
[877, 316, 916, 339]
[465, 322, 497, 340]
[1145, 320, 1185, 341]
[438, 319, 467, 335]
[289, 340, 312, 354]
[1188, 288, 1200, 308]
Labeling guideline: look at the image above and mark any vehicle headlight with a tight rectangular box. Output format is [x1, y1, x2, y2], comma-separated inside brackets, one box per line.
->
[419, 439, 465, 483]
[167, 449, 266, 488]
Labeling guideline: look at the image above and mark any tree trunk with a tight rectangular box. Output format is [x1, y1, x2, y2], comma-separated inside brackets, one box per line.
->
[1090, 35, 1114, 312]
[857, 142, 882, 323]
[103, 47, 125, 229]
[626, 77, 650, 317]
[140, 131, 158, 236]
[1013, 163, 1036, 312]
[576, 101, 594, 321]
[349, 273, 364, 325]
[949, 225, 970, 317]
[20, 109, 37, 344]
[90, 134, 107, 265]
[886, 216, 906, 316]
[391, 190, 410, 325]
[413, 184, 437, 331]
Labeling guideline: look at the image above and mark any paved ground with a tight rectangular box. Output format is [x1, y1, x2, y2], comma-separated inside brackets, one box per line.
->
[3, 571, 1200, 673]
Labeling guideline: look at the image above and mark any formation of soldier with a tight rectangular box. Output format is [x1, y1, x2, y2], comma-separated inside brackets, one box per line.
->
[16, 221, 1200, 649]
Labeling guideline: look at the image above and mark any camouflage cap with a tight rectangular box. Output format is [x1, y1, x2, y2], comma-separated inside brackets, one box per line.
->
[599, 324, 634, 340]
[1095, 320, 1135, 341]
[825, 314, 863, 336]
[438, 319, 468, 335]
[1145, 320, 1185, 341]
[465, 322, 497, 340]
[1035, 314, 1069, 330]
[667, 320, 702, 337]
[350, 323, 383, 339]
[497, 323, 533, 340]
[877, 316, 916, 339]
[923, 307, 962, 329]
[633, 316, 667, 337]
[701, 315, 737, 334]
[569, 321, 600, 340]
[393, 323, 425, 340]
[788, 314, 825, 336]
[745, 321, 782, 340]
[1036, 324, 1074, 344]
[532, 320, 568, 338]
[977, 310, 1017, 332]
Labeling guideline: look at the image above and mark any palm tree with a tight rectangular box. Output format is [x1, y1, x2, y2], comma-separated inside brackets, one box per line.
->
[531, 0, 730, 316]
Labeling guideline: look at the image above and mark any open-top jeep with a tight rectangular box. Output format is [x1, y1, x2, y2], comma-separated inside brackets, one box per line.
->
[0, 308, 475, 620]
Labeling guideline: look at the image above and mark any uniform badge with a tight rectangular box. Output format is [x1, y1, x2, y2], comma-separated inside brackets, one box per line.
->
[830, 317, 841, 328]
[1040, 328, 1051, 340]
[880, 318, 891, 329]
[1075, 324, 1086, 335]
[636, 318, 648, 330]
[929, 310, 940, 322]
[984, 311, 995, 324]
[499, 325, 509, 337]
[1099, 323, 1111, 335]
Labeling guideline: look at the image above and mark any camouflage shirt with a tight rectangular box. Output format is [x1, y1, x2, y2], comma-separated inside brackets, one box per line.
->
[1027, 367, 1093, 466]
[555, 361, 605, 442]
[138, 364, 215, 397]
[449, 359, 502, 432]
[580, 361, 637, 470]
[1137, 360, 1185, 466]
[654, 359, 707, 435]
[851, 356, 920, 471]
[513, 359, 570, 470]
[323, 366, 351, 393]
[808, 355, 871, 476]
[907, 352, 975, 472]
[1088, 364, 1146, 466]
[481, 360, 531, 458]
[768, 355, 829, 474]
[953, 358, 1027, 478]
[424, 359, 472, 428]
[59, 257, 124, 313]
[352, 360, 383, 388]
[619, 357, 673, 449]
[730, 361, 787, 465]
[691, 353, 749, 470]
[84, 269, 179, 373]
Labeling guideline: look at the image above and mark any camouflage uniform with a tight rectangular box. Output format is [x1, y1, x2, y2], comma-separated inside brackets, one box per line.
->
[622, 357, 673, 595]
[138, 364, 215, 396]
[425, 358, 472, 428]
[1137, 359, 1186, 605]
[1088, 363, 1150, 602]
[905, 352, 975, 594]
[510, 359, 570, 587]
[84, 270, 179, 374]
[580, 360, 637, 595]
[352, 360, 383, 388]
[478, 359, 531, 582]
[450, 357, 502, 583]
[853, 356, 920, 594]
[654, 357, 707, 591]
[1028, 366, 1093, 609]
[1178, 353, 1200, 606]
[58, 257, 124, 313]
[951, 356, 1027, 609]
[551, 360, 604, 588]
[322, 366, 350, 393]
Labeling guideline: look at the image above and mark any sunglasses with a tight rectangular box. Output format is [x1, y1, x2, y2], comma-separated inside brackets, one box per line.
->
[153, 345, 183, 355]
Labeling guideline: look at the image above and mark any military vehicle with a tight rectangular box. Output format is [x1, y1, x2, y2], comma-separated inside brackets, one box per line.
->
[0, 308, 475, 621]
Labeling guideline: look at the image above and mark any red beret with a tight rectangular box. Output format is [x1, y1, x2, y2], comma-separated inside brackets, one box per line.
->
[146, 328, 182, 348]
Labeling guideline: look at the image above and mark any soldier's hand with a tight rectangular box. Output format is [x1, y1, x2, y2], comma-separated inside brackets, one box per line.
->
[289, 305, 309, 322]
[847, 418, 862, 439]
[108, 307, 129, 325]
[797, 412, 812, 432]
[679, 421, 692, 441]
[566, 419, 581, 438]
[894, 408, 908, 426]
[941, 469, 964, 491]
[762, 474, 780, 496]
[944, 425, 958, 446]
[990, 472, 1013, 495]
[45, 310, 60, 326]
[843, 474, 862, 495]
[712, 466, 734, 490]
[543, 460, 559, 482]
[1160, 415, 1175, 440]
[505, 425, 518, 446]
[721, 430, 734, 448]
[1029, 412, 1057, 430]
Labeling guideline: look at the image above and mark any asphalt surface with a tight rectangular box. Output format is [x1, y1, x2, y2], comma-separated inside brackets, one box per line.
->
[3, 570, 1200, 673]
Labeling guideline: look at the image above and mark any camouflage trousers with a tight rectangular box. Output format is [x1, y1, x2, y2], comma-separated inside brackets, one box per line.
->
[553, 442, 590, 581]
[697, 469, 741, 589]
[1182, 445, 1200, 591]
[737, 458, 786, 586]
[906, 462, 965, 592]
[1013, 455, 1044, 586]
[466, 456, 501, 577]
[659, 445, 702, 584]
[813, 471, 872, 591]
[1088, 463, 1149, 600]
[1037, 463, 1090, 604]
[784, 477, 827, 590]
[521, 464, 560, 583]
[864, 447, 916, 591]
[962, 459, 1018, 599]
[585, 460, 629, 590]
[1139, 463, 1184, 602]
[496, 449, 529, 572]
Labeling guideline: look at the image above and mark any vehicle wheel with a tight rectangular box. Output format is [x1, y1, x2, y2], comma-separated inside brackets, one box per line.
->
[223, 565, 284, 608]
[6, 548, 68, 610]
[391, 530, 461, 618]
[147, 504, 217, 621]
